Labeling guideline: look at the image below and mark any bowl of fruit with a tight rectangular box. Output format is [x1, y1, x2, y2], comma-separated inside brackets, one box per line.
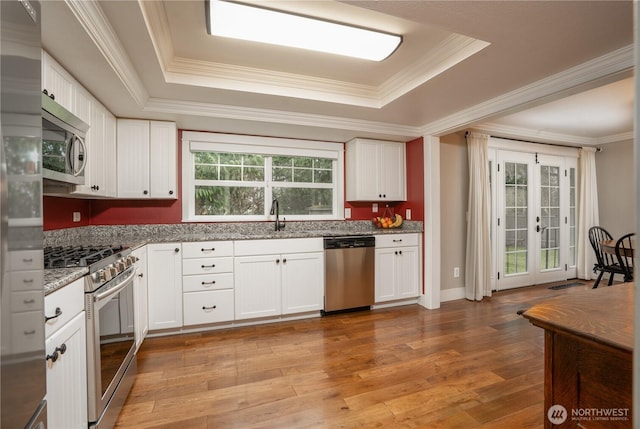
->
[372, 213, 403, 229]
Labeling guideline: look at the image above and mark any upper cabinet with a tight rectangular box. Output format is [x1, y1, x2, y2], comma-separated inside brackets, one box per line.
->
[116, 119, 178, 199]
[346, 138, 406, 202]
[42, 51, 74, 111]
[42, 51, 117, 198]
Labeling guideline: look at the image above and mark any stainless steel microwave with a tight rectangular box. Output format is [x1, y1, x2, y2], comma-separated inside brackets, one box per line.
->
[42, 92, 89, 185]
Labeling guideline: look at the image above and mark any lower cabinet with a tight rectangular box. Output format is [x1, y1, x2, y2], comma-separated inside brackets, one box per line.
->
[375, 234, 421, 303]
[182, 241, 235, 326]
[45, 279, 87, 429]
[132, 246, 148, 350]
[234, 238, 324, 320]
[147, 243, 182, 330]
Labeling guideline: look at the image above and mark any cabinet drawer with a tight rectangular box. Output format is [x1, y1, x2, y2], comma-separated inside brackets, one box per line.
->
[11, 290, 44, 312]
[9, 250, 44, 271]
[10, 270, 44, 292]
[375, 233, 420, 248]
[11, 311, 45, 353]
[183, 273, 234, 292]
[234, 238, 323, 256]
[182, 257, 233, 275]
[182, 241, 233, 259]
[45, 278, 85, 338]
[183, 290, 234, 326]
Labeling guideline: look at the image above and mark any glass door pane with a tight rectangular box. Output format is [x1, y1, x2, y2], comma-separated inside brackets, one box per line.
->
[504, 161, 529, 275]
[539, 164, 560, 270]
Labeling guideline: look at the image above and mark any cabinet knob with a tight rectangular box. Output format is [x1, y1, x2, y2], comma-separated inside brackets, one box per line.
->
[143, 190, 149, 195]
[169, 190, 174, 195]
[91, 185, 99, 191]
[138, 273, 144, 278]
[174, 248, 180, 253]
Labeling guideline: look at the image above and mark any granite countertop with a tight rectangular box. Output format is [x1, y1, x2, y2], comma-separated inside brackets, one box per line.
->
[44, 267, 88, 296]
[43, 220, 423, 294]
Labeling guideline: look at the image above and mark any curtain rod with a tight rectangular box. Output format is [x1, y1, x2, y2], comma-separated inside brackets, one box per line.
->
[464, 131, 602, 152]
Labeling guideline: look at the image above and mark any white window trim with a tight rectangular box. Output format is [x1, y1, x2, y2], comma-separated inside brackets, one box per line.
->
[182, 131, 344, 222]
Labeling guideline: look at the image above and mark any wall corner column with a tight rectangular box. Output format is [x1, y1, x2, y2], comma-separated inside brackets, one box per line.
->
[419, 135, 441, 309]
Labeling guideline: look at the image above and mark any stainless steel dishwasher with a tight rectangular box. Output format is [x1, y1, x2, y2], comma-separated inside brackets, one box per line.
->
[323, 235, 375, 313]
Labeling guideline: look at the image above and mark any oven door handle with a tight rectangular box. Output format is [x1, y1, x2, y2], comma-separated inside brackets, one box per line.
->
[94, 268, 136, 303]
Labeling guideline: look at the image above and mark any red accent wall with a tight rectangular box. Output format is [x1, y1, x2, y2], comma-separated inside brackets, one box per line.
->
[43, 196, 91, 230]
[43, 133, 425, 229]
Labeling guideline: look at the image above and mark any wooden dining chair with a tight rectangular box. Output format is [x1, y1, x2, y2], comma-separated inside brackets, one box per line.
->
[588, 226, 626, 288]
[615, 232, 635, 283]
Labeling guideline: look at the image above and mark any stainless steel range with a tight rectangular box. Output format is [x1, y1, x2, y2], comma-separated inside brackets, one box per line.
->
[44, 245, 138, 429]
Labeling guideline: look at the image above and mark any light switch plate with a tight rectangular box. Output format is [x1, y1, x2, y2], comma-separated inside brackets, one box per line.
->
[406, 208, 412, 220]
[372, 203, 378, 213]
[73, 212, 81, 222]
[344, 208, 351, 219]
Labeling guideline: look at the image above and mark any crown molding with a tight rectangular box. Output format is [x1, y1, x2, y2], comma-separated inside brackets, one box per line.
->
[144, 97, 422, 137]
[421, 44, 634, 137]
[380, 35, 490, 105]
[65, 0, 148, 107]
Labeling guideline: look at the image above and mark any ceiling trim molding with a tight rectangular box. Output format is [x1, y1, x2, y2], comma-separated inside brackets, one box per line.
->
[420, 44, 634, 137]
[472, 122, 598, 146]
[596, 131, 634, 145]
[380, 35, 490, 105]
[65, 0, 149, 107]
[139, 0, 489, 108]
[143, 97, 422, 138]
[165, 57, 381, 107]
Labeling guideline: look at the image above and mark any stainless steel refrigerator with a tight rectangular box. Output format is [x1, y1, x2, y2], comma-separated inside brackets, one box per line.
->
[1, 0, 47, 428]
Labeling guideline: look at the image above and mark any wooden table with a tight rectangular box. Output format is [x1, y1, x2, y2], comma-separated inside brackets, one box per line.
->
[523, 283, 633, 428]
[601, 239, 634, 257]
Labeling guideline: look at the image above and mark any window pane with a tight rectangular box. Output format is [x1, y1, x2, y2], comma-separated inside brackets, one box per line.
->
[220, 165, 241, 181]
[315, 158, 332, 169]
[315, 169, 332, 183]
[273, 187, 333, 215]
[294, 169, 312, 183]
[294, 158, 312, 168]
[195, 165, 218, 180]
[195, 186, 264, 215]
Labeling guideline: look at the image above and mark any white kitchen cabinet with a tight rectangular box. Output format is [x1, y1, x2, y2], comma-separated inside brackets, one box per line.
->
[72, 96, 117, 198]
[116, 119, 177, 199]
[147, 243, 182, 330]
[182, 241, 234, 326]
[42, 50, 74, 111]
[133, 246, 148, 351]
[234, 238, 323, 320]
[375, 234, 421, 303]
[45, 279, 87, 429]
[346, 138, 406, 202]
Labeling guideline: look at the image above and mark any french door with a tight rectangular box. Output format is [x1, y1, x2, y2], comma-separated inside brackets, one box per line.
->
[493, 150, 577, 290]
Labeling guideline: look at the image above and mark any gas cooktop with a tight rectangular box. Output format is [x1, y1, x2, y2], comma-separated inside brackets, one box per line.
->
[44, 245, 127, 269]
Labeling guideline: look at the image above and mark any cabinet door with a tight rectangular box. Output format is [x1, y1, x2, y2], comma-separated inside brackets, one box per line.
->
[375, 248, 397, 302]
[234, 255, 281, 320]
[46, 312, 87, 429]
[149, 121, 177, 199]
[133, 247, 148, 351]
[147, 243, 182, 330]
[397, 246, 420, 299]
[117, 119, 150, 198]
[103, 111, 117, 197]
[281, 252, 323, 314]
[74, 94, 105, 196]
[42, 51, 74, 111]
[379, 142, 406, 201]
[346, 139, 379, 201]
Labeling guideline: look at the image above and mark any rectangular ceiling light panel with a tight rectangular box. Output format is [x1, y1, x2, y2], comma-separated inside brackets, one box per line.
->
[207, 0, 402, 61]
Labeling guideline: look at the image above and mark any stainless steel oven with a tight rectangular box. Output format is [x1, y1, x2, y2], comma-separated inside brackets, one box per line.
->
[86, 265, 137, 429]
[44, 245, 138, 428]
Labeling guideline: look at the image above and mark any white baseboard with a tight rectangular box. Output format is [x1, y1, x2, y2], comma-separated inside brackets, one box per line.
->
[440, 286, 466, 302]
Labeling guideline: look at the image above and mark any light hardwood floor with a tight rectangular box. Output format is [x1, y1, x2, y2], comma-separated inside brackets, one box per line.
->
[115, 281, 593, 428]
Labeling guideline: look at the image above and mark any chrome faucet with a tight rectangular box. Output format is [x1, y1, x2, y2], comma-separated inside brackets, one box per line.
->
[269, 198, 285, 231]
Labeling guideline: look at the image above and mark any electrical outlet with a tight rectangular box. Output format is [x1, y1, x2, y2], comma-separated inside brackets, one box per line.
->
[73, 212, 81, 222]
[454, 267, 460, 278]
[344, 208, 351, 219]
[372, 203, 378, 213]
[406, 208, 412, 220]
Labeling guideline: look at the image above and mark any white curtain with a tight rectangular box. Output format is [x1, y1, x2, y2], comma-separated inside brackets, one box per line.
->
[465, 132, 492, 301]
[576, 147, 599, 279]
